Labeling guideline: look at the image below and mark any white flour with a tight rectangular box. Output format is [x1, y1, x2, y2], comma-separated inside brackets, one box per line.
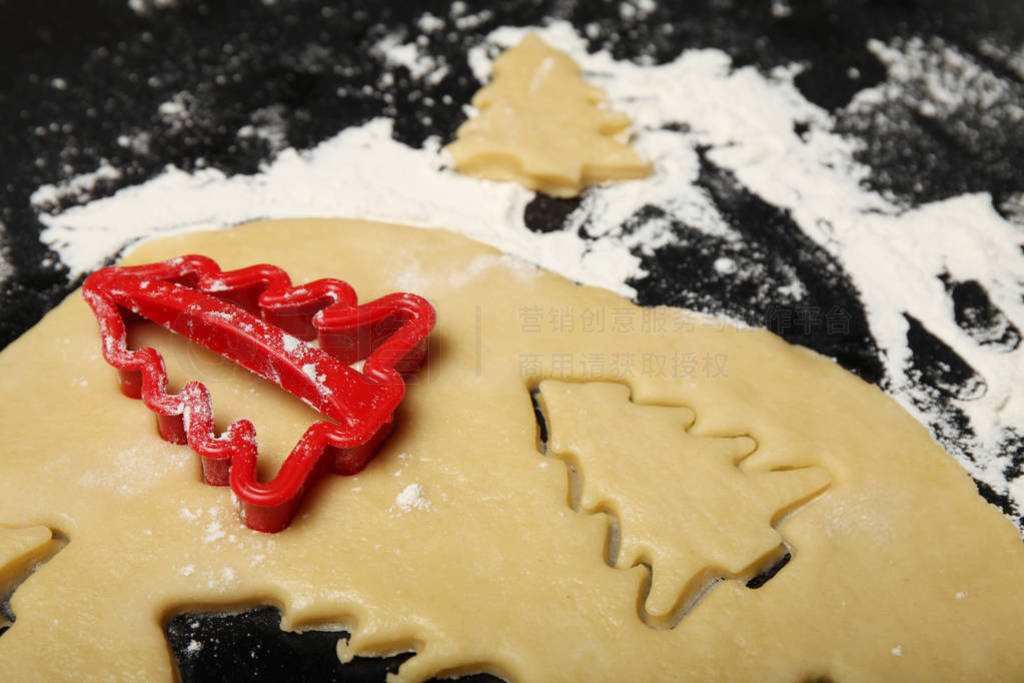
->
[32, 20, 1024, 524]
[373, 32, 451, 86]
[30, 159, 122, 212]
[393, 483, 431, 513]
[127, 0, 176, 15]
[0, 222, 11, 286]
[860, 36, 1020, 120]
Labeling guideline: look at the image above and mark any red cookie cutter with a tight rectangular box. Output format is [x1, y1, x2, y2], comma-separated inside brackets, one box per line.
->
[82, 255, 436, 532]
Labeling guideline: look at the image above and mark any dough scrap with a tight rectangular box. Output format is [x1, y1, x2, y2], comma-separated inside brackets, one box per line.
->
[535, 380, 831, 625]
[0, 219, 1022, 681]
[445, 33, 651, 197]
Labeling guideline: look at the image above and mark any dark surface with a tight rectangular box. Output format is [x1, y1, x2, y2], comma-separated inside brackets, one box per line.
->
[2, 0, 1023, 680]
[165, 607, 415, 682]
[629, 150, 885, 384]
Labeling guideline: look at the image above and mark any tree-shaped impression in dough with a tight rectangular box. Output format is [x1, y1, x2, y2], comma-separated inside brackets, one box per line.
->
[535, 380, 831, 624]
[445, 33, 651, 197]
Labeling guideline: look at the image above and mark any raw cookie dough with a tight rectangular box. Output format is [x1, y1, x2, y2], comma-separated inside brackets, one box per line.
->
[535, 380, 831, 625]
[0, 219, 1022, 681]
[445, 34, 651, 197]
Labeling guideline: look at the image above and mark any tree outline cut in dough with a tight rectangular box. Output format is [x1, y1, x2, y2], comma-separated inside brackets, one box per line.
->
[445, 33, 651, 197]
[533, 380, 831, 627]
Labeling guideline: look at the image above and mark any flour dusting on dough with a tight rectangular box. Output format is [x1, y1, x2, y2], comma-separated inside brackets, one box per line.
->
[78, 440, 193, 496]
[392, 483, 431, 513]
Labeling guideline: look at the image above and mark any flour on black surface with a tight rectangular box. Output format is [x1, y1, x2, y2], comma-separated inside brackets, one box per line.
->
[0, 225, 11, 287]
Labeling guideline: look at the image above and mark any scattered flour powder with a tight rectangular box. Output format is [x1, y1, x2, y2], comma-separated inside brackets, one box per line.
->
[29, 159, 122, 212]
[127, 0, 177, 15]
[0, 223, 11, 286]
[393, 483, 431, 513]
[31, 20, 1024, 525]
[373, 32, 451, 86]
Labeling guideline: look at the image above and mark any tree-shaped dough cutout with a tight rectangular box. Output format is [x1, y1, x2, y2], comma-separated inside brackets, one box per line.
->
[535, 380, 831, 626]
[446, 33, 651, 197]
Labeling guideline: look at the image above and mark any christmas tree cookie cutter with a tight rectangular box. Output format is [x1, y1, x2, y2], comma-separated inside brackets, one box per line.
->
[82, 255, 436, 532]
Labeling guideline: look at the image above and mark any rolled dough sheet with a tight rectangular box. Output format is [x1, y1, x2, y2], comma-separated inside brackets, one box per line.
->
[0, 219, 1021, 681]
